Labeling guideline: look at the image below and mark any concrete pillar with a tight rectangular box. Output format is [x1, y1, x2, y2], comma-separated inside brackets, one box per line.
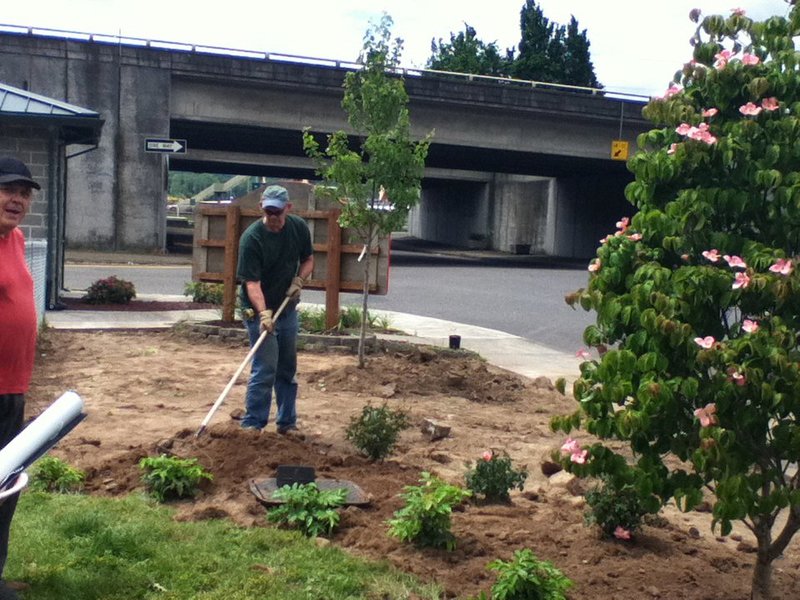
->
[410, 180, 490, 247]
[492, 175, 553, 255]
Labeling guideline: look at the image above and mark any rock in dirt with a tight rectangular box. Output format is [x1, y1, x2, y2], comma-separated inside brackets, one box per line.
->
[540, 459, 562, 476]
[421, 418, 451, 441]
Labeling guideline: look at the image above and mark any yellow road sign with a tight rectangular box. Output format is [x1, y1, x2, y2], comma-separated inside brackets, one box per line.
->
[611, 140, 629, 161]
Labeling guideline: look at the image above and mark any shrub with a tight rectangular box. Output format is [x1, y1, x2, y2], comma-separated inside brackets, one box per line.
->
[138, 455, 212, 502]
[465, 449, 528, 503]
[267, 482, 348, 537]
[298, 305, 393, 334]
[387, 471, 471, 550]
[584, 477, 647, 541]
[183, 281, 223, 304]
[488, 548, 573, 600]
[29, 456, 85, 493]
[345, 403, 410, 461]
[83, 276, 136, 304]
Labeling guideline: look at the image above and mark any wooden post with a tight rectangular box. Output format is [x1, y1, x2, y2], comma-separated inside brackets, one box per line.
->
[222, 204, 240, 322]
[325, 209, 342, 330]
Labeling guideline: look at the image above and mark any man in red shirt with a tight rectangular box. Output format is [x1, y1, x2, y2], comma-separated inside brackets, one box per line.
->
[0, 157, 40, 600]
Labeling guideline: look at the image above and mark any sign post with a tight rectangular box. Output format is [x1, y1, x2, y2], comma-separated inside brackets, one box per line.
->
[144, 138, 187, 154]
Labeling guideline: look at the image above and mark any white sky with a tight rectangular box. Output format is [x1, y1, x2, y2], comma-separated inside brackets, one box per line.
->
[0, 1, 792, 97]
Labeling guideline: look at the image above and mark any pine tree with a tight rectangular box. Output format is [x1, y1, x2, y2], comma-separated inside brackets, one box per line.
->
[427, 24, 513, 77]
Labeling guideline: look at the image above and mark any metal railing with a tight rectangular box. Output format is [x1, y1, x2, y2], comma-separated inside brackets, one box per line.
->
[0, 23, 651, 103]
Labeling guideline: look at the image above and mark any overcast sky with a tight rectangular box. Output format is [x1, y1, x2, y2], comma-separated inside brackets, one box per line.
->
[1, 1, 792, 97]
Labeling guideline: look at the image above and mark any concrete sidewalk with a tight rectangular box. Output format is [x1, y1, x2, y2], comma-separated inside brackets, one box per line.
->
[45, 295, 583, 385]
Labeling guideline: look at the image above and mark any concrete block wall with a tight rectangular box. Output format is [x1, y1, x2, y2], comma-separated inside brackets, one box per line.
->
[0, 123, 51, 241]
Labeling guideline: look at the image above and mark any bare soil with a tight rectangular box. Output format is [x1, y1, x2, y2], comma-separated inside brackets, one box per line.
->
[27, 329, 800, 599]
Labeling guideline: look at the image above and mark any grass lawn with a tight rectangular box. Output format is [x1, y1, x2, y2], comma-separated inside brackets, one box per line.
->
[8, 492, 441, 599]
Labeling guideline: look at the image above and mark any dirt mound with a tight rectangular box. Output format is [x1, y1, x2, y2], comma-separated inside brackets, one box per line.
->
[28, 330, 800, 599]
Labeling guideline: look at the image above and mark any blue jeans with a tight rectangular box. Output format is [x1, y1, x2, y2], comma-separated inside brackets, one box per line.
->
[241, 307, 299, 430]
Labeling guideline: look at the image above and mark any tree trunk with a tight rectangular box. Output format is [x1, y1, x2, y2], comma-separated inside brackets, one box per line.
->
[750, 555, 771, 600]
[357, 239, 372, 369]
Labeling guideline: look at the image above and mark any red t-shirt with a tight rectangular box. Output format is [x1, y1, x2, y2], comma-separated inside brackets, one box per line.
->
[0, 228, 37, 393]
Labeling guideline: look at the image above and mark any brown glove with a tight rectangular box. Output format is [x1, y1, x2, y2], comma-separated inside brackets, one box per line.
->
[286, 275, 305, 300]
[259, 309, 275, 334]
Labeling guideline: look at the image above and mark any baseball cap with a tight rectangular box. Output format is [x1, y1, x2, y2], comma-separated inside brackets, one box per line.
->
[0, 157, 41, 190]
[261, 185, 288, 210]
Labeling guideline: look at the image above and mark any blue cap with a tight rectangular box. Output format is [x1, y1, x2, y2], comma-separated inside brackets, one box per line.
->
[261, 185, 289, 210]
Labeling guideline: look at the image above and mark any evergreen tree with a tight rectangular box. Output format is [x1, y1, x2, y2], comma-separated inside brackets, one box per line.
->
[512, 0, 554, 81]
[427, 24, 513, 77]
[563, 16, 601, 88]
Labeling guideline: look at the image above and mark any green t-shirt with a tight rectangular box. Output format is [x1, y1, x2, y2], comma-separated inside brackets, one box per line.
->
[237, 214, 313, 311]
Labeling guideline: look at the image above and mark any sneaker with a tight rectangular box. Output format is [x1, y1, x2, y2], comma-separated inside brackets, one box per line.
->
[276, 425, 299, 435]
[240, 424, 261, 432]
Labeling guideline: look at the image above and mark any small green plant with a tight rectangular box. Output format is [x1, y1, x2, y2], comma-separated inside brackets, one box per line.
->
[464, 449, 528, 503]
[387, 471, 471, 551]
[584, 476, 647, 540]
[138, 454, 212, 503]
[29, 455, 85, 493]
[298, 305, 393, 334]
[82, 275, 136, 304]
[345, 403, 410, 461]
[487, 548, 573, 600]
[267, 482, 348, 537]
[183, 281, 223, 304]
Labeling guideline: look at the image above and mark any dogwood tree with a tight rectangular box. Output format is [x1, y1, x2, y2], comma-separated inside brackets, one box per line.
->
[304, 14, 430, 367]
[553, 5, 800, 599]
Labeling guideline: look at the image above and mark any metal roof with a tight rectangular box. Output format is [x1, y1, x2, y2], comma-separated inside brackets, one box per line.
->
[0, 81, 103, 144]
[0, 82, 99, 117]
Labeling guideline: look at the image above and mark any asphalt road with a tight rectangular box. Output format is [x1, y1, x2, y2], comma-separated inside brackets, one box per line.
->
[64, 250, 595, 354]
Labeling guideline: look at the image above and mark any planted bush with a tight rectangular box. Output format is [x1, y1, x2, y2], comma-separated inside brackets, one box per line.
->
[267, 482, 348, 537]
[184, 281, 223, 304]
[345, 402, 410, 461]
[29, 456, 85, 493]
[83, 275, 136, 304]
[464, 449, 527, 503]
[584, 476, 647, 541]
[387, 471, 471, 550]
[486, 548, 573, 600]
[138, 455, 212, 502]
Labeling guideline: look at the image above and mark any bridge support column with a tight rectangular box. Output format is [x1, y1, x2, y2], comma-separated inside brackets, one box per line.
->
[491, 175, 555, 255]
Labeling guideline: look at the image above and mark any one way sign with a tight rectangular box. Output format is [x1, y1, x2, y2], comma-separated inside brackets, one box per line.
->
[144, 138, 187, 154]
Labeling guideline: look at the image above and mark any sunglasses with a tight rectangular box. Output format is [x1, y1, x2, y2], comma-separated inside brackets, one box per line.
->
[264, 207, 285, 216]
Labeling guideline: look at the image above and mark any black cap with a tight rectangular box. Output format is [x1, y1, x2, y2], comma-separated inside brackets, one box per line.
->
[0, 157, 41, 190]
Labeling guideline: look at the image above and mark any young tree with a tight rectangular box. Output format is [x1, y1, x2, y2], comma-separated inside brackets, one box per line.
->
[427, 24, 513, 77]
[554, 7, 800, 599]
[303, 14, 431, 367]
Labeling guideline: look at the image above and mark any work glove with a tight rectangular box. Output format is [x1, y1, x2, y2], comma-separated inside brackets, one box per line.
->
[286, 275, 305, 301]
[259, 309, 275, 334]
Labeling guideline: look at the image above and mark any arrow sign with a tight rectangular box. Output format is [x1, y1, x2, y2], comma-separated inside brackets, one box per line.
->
[144, 138, 187, 154]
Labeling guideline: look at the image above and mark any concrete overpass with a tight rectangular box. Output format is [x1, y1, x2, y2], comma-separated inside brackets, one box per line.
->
[0, 25, 652, 258]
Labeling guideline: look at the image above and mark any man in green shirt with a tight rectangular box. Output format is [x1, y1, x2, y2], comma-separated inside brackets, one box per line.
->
[237, 185, 314, 433]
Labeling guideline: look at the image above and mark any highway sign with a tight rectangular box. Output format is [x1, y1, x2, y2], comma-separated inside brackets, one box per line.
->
[144, 138, 187, 154]
[611, 140, 629, 161]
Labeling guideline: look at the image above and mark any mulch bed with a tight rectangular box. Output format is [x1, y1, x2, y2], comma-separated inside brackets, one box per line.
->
[58, 297, 216, 312]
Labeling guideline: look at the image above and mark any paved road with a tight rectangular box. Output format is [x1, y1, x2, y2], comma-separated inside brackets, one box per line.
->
[64, 251, 594, 354]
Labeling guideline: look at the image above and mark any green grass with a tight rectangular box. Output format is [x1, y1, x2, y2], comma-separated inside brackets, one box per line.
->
[299, 305, 395, 334]
[8, 492, 441, 599]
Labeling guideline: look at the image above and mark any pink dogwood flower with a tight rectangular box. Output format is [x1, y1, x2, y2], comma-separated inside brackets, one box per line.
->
[570, 449, 588, 464]
[662, 84, 683, 99]
[694, 336, 715, 349]
[730, 371, 747, 386]
[715, 49, 733, 69]
[733, 272, 751, 289]
[628, 233, 642, 241]
[732, 7, 746, 16]
[742, 53, 760, 66]
[588, 260, 601, 273]
[575, 348, 591, 360]
[702, 108, 719, 118]
[667, 143, 679, 155]
[561, 438, 581, 456]
[482, 450, 493, 461]
[616, 216, 630, 231]
[769, 258, 793, 275]
[702, 249, 720, 262]
[723, 254, 747, 269]
[740, 102, 762, 116]
[742, 319, 759, 333]
[614, 526, 632, 540]
[761, 97, 779, 111]
[676, 123, 693, 136]
[694, 403, 718, 427]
